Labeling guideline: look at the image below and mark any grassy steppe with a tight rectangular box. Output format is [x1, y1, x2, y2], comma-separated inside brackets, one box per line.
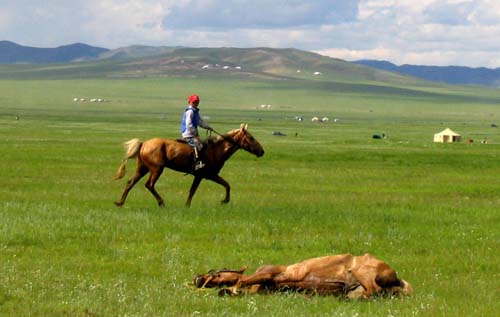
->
[0, 77, 499, 316]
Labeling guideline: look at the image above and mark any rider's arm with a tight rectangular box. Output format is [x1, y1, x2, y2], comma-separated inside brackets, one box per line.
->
[198, 116, 212, 131]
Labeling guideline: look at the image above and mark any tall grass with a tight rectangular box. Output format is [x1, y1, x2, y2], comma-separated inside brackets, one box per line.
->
[0, 78, 499, 316]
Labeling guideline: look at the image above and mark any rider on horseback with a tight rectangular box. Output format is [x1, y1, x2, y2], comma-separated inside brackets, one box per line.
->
[181, 94, 213, 170]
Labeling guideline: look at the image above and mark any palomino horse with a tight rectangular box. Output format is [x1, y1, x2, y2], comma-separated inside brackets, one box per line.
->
[194, 254, 413, 299]
[114, 124, 264, 207]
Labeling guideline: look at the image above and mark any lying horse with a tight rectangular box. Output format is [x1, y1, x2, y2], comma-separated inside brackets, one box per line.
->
[114, 124, 264, 207]
[194, 253, 413, 299]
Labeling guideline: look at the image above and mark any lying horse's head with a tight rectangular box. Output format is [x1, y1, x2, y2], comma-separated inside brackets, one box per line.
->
[194, 267, 247, 288]
[226, 124, 264, 157]
[384, 279, 413, 297]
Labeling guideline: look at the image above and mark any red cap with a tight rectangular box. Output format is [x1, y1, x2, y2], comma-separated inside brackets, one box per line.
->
[188, 94, 200, 103]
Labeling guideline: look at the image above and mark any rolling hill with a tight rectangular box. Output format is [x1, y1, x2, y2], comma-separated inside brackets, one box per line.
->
[0, 41, 108, 64]
[2, 41, 499, 86]
[0, 45, 422, 86]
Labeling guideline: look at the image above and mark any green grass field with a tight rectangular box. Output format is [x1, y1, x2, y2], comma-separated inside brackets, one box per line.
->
[1, 77, 499, 316]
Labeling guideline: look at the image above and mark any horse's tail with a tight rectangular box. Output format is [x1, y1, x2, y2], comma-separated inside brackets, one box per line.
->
[114, 138, 142, 180]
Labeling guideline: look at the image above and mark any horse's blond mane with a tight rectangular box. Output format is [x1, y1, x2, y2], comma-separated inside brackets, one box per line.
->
[224, 129, 241, 140]
[203, 129, 241, 145]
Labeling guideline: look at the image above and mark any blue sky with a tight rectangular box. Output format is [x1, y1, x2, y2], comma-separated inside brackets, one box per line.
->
[1, 0, 499, 67]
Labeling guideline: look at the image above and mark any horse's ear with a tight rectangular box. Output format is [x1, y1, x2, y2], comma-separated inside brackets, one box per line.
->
[240, 123, 248, 132]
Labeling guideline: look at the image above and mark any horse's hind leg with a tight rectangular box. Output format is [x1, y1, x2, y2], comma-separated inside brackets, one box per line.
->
[115, 164, 148, 207]
[145, 167, 165, 207]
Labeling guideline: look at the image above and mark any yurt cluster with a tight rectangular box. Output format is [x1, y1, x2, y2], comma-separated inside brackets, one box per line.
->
[73, 98, 106, 102]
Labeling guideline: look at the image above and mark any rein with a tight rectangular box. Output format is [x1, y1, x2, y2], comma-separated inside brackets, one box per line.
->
[209, 129, 242, 149]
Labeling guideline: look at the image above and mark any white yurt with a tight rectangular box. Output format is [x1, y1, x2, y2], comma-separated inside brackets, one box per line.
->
[434, 128, 461, 143]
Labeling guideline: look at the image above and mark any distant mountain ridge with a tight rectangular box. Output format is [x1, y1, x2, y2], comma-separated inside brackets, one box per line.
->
[1, 43, 418, 84]
[354, 60, 500, 87]
[2, 41, 499, 86]
[0, 41, 109, 64]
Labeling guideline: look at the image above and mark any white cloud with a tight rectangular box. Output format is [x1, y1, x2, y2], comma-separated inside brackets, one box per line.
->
[162, 0, 359, 29]
[316, 47, 400, 63]
[315, 0, 500, 67]
[317, 42, 500, 68]
[79, 0, 174, 47]
[2, 0, 500, 67]
[468, 0, 500, 25]
[0, 10, 12, 31]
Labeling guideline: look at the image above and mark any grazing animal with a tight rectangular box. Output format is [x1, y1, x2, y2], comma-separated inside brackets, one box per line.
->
[194, 253, 412, 299]
[114, 124, 264, 207]
[372, 133, 386, 139]
[272, 131, 286, 136]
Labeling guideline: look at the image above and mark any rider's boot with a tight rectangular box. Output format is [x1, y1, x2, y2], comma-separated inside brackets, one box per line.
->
[193, 147, 205, 171]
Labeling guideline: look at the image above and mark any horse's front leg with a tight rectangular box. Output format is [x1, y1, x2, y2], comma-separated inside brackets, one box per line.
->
[208, 175, 231, 204]
[220, 272, 277, 297]
[186, 176, 203, 207]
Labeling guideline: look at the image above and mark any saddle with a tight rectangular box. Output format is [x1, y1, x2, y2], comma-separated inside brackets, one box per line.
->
[176, 138, 214, 148]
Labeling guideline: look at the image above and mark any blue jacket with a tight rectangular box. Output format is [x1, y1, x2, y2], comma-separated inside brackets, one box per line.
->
[181, 106, 202, 138]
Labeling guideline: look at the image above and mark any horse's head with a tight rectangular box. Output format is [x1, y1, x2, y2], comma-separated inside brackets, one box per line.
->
[194, 267, 247, 288]
[230, 124, 264, 157]
[385, 279, 413, 297]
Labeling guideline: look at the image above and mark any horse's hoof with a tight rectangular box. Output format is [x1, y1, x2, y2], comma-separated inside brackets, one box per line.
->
[220, 200, 229, 205]
[114, 201, 123, 207]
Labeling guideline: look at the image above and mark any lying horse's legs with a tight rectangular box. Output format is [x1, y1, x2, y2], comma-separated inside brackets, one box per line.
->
[207, 175, 231, 204]
[350, 266, 384, 298]
[115, 164, 148, 207]
[186, 176, 202, 207]
[238, 272, 278, 287]
[145, 167, 165, 207]
[216, 272, 278, 296]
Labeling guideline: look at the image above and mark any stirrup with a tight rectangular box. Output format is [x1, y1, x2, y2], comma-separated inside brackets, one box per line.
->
[194, 161, 205, 170]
